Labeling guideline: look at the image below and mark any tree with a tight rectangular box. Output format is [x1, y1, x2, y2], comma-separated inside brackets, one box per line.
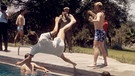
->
[7, 0, 133, 48]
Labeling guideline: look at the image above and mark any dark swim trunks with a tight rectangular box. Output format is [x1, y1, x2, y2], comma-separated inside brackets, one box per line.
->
[94, 29, 106, 42]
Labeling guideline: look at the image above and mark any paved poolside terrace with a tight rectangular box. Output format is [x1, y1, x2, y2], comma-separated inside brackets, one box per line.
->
[0, 46, 135, 76]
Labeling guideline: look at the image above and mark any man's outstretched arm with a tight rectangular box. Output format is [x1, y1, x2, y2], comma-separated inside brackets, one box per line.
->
[16, 55, 33, 65]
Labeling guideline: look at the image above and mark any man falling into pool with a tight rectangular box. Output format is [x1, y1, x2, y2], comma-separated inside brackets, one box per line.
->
[16, 15, 77, 68]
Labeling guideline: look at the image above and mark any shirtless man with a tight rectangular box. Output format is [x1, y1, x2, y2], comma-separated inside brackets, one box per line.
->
[14, 8, 27, 46]
[87, 2, 107, 66]
[20, 53, 49, 76]
[16, 15, 77, 68]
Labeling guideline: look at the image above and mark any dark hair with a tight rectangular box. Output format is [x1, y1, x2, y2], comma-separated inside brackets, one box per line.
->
[24, 53, 29, 58]
[28, 31, 38, 45]
[101, 71, 111, 76]
[1, 5, 7, 11]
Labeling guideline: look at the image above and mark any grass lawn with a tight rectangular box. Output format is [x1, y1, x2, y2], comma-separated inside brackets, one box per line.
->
[70, 46, 135, 65]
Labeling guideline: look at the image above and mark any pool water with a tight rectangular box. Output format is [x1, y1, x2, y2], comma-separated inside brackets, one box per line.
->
[0, 63, 60, 76]
[0, 63, 21, 76]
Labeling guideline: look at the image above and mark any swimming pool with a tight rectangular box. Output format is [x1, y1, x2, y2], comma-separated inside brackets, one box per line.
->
[0, 63, 60, 76]
[0, 63, 21, 76]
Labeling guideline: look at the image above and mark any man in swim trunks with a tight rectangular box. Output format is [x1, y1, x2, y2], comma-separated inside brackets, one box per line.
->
[20, 53, 49, 76]
[16, 15, 77, 68]
[87, 2, 107, 66]
[14, 8, 27, 46]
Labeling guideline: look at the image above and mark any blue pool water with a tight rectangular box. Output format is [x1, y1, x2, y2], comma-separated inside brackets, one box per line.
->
[0, 63, 60, 76]
[0, 63, 21, 76]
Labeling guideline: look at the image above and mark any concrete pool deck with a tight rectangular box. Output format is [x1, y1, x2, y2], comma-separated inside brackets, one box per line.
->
[0, 46, 135, 76]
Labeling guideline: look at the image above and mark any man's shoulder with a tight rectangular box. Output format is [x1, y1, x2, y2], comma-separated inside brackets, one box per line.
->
[69, 14, 73, 16]
[31, 62, 36, 65]
[97, 12, 105, 18]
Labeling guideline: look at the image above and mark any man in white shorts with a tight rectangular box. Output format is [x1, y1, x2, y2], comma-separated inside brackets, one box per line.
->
[16, 15, 77, 68]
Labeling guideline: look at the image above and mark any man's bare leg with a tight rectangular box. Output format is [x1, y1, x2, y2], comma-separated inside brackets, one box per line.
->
[57, 15, 76, 40]
[100, 42, 107, 66]
[50, 17, 60, 36]
[88, 41, 99, 67]
[14, 32, 19, 46]
[20, 30, 24, 45]
[60, 54, 77, 67]
[57, 15, 76, 67]
[93, 46, 99, 66]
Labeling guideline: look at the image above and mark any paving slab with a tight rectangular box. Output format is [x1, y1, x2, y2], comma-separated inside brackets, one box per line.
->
[0, 46, 135, 76]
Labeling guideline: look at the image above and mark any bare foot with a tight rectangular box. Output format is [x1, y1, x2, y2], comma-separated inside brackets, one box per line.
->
[69, 15, 76, 24]
[69, 50, 73, 53]
[104, 62, 108, 66]
[87, 63, 96, 67]
[13, 43, 16, 46]
[73, 63, 77, 68]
